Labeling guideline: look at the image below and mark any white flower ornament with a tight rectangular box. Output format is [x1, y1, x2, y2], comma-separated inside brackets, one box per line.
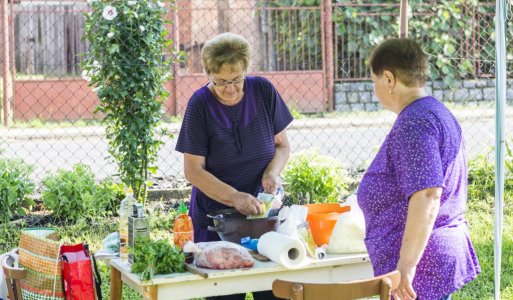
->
[102, 6, 117, 20]
[81, 69, 92, 82]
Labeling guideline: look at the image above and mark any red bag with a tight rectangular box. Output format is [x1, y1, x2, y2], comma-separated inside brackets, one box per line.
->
[60, 243, 102, 300]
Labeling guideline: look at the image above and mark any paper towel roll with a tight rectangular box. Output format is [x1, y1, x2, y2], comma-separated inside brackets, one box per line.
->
[257, 231, 307, 268]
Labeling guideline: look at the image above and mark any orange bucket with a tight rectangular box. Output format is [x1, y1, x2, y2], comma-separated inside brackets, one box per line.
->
[305, 203, 351, 246]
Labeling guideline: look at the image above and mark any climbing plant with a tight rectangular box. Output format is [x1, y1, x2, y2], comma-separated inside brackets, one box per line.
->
[83, 0, 175, 201]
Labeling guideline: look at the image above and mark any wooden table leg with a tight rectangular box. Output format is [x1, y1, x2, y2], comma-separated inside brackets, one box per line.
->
[110, 266, 122, 300]
[143, 285, 158, 300]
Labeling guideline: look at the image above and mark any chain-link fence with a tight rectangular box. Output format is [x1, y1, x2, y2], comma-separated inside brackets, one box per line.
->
[0, 0, 512, 185]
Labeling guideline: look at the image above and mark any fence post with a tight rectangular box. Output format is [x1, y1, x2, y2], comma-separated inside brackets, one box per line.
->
[399, 0, 408, 37]
[324, 0, 334, 112]
[1, 0, 13, 127]
[166, 2, 179, 116]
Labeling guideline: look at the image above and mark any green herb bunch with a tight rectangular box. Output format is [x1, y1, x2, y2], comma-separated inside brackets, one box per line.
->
[42, 163, 121, 222]
[0, 158, 35, 224]
[283, 148, 353, 204]
[82, 0, 175, 202]
[130, 238, 185, 281]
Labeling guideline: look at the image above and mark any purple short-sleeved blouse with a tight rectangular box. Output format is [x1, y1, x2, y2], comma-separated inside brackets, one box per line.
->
[357, 97, 480, 300]
[176, 76, 293, 239]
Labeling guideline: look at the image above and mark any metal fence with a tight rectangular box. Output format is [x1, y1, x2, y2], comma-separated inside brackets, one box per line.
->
[331, 1, 500, 81]
[0, 0, 512, 186]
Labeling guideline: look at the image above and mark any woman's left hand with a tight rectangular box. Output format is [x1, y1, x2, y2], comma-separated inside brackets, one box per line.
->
[393, 263, 417, 300]
[262, 172, 281, 194]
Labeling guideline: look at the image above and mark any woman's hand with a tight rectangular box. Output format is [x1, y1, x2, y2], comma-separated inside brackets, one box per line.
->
[393, 263, 417, 300]
[262, 172, 281, 194]
[232, 191, 263, 216]
[261, 130, 289, 194]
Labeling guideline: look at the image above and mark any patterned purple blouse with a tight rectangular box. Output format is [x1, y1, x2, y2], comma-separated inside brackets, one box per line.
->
[176, 76, 293, 238]
[357, 97, 480, 300]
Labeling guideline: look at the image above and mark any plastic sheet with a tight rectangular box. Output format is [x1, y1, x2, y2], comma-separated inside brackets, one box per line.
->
[184, 241, 254, 270]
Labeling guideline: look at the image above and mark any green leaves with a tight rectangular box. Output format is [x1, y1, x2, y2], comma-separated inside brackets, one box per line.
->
[283, 148, 353, 204]
[0, 158, 35, 224]
[130, 238, 185, 281]
[42, 164, 122, 222]
[467, 139, 513, 202]
[83, 0, 175, 202]
[269, 0, 499, 82]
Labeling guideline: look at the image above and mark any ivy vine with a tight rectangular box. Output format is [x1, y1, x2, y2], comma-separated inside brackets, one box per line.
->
[83, 0, 174, 202]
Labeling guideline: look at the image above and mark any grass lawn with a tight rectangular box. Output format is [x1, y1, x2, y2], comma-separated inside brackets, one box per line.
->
[453, 194, 513, 299]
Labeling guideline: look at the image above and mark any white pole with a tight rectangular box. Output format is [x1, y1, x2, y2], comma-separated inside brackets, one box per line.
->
[494, 0, 507, 299]
[399, 0, 408, 37]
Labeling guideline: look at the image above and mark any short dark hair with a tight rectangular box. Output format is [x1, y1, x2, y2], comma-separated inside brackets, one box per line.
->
[368, 38, 428, 87]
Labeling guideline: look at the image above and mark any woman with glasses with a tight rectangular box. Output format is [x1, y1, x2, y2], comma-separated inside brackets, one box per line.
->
[175, 32, 293, 300]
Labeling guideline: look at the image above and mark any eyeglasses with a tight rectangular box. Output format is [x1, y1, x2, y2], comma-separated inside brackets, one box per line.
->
[212, 76, 245, 88]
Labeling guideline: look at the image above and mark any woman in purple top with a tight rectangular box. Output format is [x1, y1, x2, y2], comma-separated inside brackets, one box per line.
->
[357, 38, 480, 300]
[176, 32, 293, 300]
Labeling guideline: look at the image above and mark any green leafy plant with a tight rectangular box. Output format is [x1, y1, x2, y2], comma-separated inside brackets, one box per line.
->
[0, 222, 22, 253]
[42, 163, 120, 222]
[283, 148, 353, 204]
[468, 153, 495, 202]
[0, 158, 35, 224]
[130, 238, 185, 281]
[83, 0, 175, 202]
[288, 104, 303, 120]
[149, 207, 179, 232]
[468, 139, 513, 202]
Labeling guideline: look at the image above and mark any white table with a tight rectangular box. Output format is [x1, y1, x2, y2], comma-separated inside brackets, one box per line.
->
[108, 253, 373, 300]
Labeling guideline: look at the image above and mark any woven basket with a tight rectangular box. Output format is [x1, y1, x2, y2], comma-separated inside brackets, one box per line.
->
[18, 229, 65, 300]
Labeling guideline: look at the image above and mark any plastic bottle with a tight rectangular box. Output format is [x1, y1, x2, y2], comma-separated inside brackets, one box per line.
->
[119, 188, 136, 263]
[173, 201, 194, 250]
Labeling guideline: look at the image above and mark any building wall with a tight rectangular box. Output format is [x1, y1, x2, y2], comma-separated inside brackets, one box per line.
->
[13, 71, 326, 120]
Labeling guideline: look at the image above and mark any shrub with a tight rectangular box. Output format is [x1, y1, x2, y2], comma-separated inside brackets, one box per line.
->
[283, 148, 353, 204]
[467, 140, 513, 202]
[0, 158, 35, 223]
[468, 154, 495, 202]
[42, 164, 121, 222]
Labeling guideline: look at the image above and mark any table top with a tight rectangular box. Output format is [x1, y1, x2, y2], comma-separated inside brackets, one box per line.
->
[108, 252, 370, 286]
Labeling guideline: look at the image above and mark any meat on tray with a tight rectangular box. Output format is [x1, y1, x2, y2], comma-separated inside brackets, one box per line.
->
[184, 241, 255, 270]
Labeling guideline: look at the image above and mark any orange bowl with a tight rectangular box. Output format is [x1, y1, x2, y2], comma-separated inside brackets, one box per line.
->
[305, 203, 351, 246]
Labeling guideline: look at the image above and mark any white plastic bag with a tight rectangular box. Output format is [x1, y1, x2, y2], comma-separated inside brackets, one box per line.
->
[327, 195, 367, 254]
[276, 205, 308, 239]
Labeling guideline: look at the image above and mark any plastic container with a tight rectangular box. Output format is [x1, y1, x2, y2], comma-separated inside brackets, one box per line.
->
[305, 203, 351, 246]
[119, 188, 136, 263]
[173, 201, 194, 249]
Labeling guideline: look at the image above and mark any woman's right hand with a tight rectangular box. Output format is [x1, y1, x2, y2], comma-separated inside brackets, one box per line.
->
[232, 192, 263, 216]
